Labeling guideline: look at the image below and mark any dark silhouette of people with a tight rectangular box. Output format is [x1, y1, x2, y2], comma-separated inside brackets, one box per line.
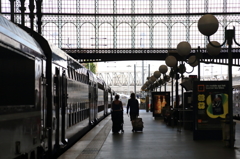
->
[111, 94, 124, 133]
[126, 93, 139, 132]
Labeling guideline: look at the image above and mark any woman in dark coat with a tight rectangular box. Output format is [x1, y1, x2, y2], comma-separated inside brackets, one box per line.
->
[111, 94, 124, 133]
[126, 93, 139, 132]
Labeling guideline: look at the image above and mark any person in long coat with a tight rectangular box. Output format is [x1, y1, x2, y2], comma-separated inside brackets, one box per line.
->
[111, 94, 124, 133]
[126, 93, 139, 132]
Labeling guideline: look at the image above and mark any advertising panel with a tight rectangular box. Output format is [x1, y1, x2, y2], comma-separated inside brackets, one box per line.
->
[193, 81, 229, 139]
[151, 92, 170, 117]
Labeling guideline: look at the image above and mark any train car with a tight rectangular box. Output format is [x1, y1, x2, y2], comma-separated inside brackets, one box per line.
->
[0, 15, 113, 159]
[0, 15, 46, 159]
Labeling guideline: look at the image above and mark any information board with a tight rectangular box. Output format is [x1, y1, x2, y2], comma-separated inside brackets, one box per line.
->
[151, 92, 170, 117]
[193, 81, 229, 140]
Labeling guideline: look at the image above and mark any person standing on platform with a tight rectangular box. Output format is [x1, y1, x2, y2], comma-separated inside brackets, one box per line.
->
[126, 93, 139, 132]
[111, 94, 124, 133]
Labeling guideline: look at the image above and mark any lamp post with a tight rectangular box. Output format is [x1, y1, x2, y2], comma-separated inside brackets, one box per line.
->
[198, 14, 239, 148]
[165, 42, 195, 108]
[159, 65, 168, 91]
[153, 71, 161, 91]
[150, 76, 157, 90]
[165, 55, 179, 108]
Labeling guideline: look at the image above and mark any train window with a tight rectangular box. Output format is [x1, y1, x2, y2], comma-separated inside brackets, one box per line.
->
[68, 104, 72, 127]
[79, 71, 82, 82]
[74, 70, 77, 81]
[76, 72, 79, 81]
[81, 74, 84, 83]
[68, 67, 75, 80]
[75, 72, 78, 81]
[71, 70, 74, 80]
[77, 72, 80, 81]
[84, 75, 88, 84]
[79, 74, 83, 82]
[67, 67, 71, 79]
[79, 74, 82, 82]
[71, 68, 75, 80]
[80, 74, 84, 82]
[0, 50, 35, 106]
[83, 75, 86, 83]
[79, 74, 81, 82]
[68, 68, 72, 79]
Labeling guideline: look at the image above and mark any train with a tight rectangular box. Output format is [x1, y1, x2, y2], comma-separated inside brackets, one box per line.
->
[0, 15, 115, 159]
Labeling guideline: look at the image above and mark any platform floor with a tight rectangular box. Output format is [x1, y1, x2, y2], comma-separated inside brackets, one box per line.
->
[58, 109, 240, 159]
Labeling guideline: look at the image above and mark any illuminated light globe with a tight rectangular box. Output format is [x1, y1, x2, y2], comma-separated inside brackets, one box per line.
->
[188, 55, 198, 67]
[198, 14, 219, 36]
[207, 41, 221, 57]
[165, 56, 177, 67]
[159, 65, 168, 74]
[153, 71, 161, 79]
[177, 41, 191, 56]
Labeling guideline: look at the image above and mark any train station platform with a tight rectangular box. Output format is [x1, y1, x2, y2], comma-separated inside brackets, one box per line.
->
[58, 109, 240, 159]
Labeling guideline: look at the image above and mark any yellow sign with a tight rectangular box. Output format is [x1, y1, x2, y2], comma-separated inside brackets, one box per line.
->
[198, 94, 205, 101]
[198, 102, 205, 109]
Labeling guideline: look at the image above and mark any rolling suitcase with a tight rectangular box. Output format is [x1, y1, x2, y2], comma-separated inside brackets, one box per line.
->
[133, 117, 144, 132]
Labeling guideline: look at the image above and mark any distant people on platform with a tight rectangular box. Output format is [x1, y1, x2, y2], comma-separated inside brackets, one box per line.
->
[126, 93, 139, 132]
[111, 94, 124, 133]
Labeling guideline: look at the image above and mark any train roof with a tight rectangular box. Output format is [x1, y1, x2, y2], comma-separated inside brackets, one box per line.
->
[87, 70, 97, 82]
[96, 77, 106, 89]
[50, 42, 68, 60]
[48, 44, 96, 78]
[97, 77, 105, 85]
[49, 42, 89, 76]
[0, 15, 44, 57]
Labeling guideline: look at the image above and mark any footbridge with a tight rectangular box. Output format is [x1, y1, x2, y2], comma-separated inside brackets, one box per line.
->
[63, 48, 240, 66]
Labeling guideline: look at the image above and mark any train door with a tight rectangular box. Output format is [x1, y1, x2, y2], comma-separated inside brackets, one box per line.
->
[104, 89, 107, 116]
[89, 83, 94, 125]
[53, 67, 61, 149]
[89, 82, 97, 125]
[61, 70, 68, 145]
[40, 60, 48, 151]
[94, 84, 98, 122]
